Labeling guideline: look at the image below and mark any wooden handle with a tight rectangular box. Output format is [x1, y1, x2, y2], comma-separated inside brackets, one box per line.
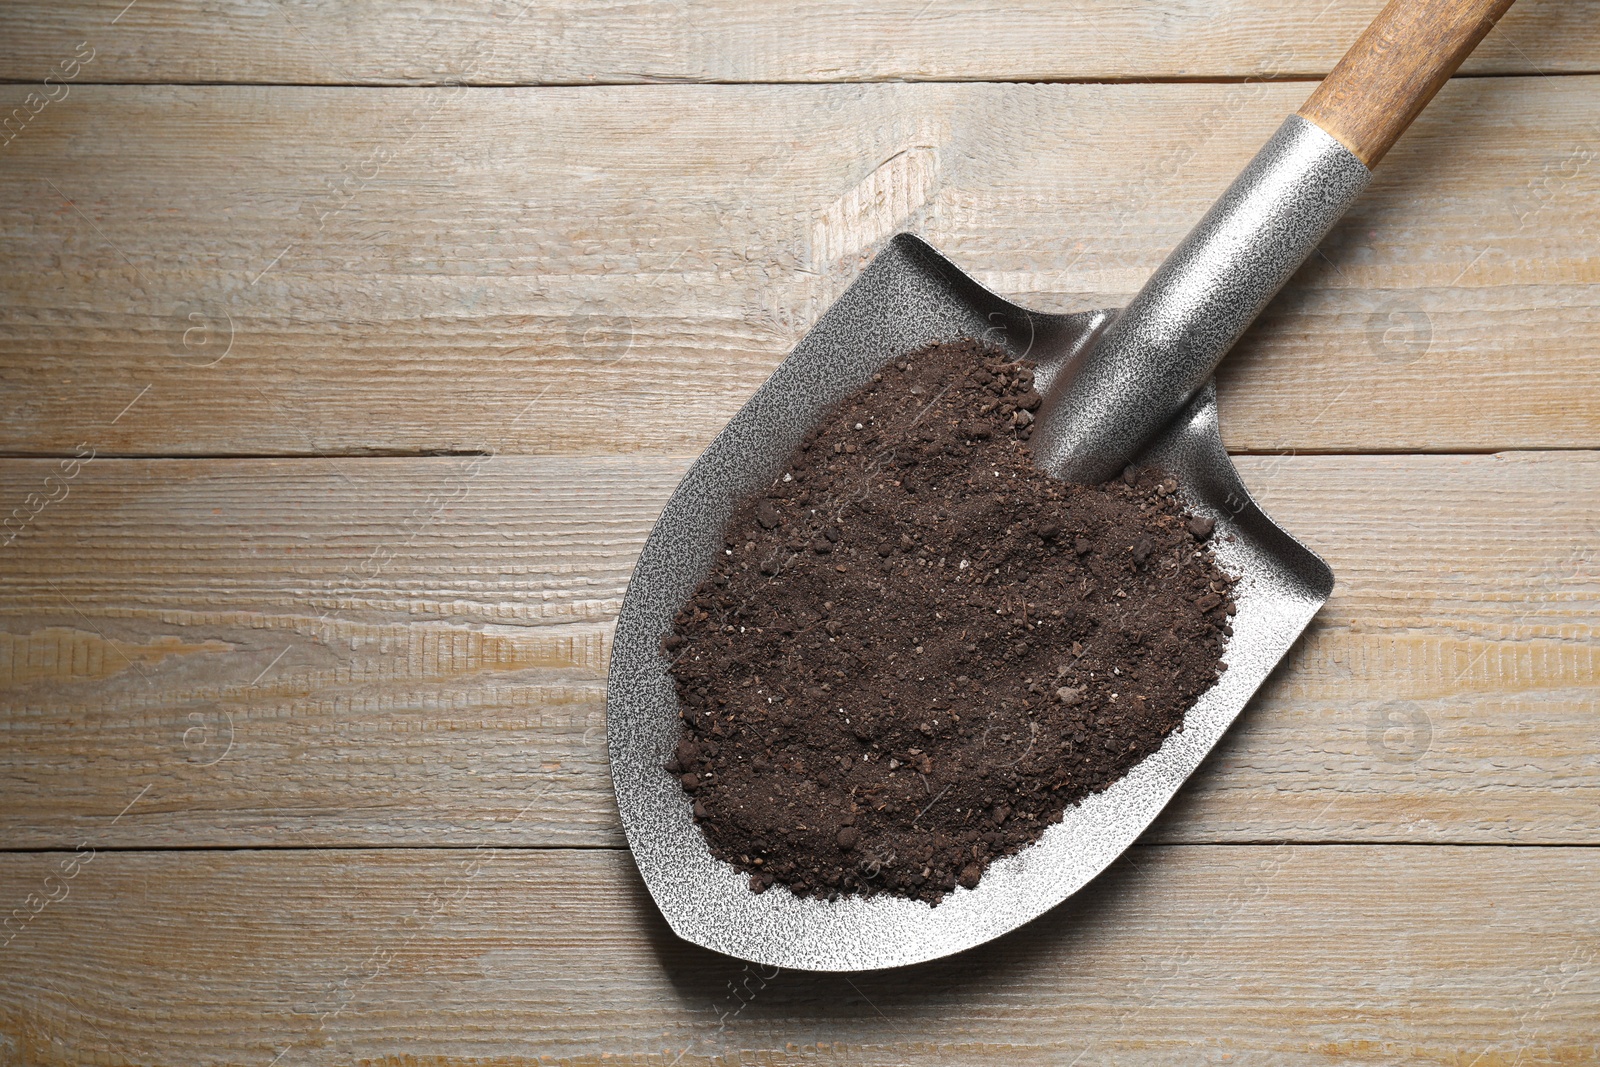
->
[1298, 0, 1517, 167]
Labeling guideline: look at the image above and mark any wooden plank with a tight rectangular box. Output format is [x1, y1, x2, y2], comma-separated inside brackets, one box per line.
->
[1, 452, 1594, 848]
[0, 79, 1596, 457]
[0, 845, 1595, 1064]
[0, 0, 1595, 85]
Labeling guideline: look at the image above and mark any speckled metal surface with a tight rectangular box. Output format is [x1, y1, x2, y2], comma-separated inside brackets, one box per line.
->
[607, 233, 1334, 972]
[1035, 115, 1371, 484]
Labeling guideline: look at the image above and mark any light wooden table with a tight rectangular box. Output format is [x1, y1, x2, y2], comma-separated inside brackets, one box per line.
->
[1, 2, 1597, 1063]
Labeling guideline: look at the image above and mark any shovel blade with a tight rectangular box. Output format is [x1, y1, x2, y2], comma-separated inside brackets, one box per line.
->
[607, 233, 1332, 971]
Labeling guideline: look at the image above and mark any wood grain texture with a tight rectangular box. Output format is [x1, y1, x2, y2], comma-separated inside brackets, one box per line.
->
[1299, 0, 1520, 165]
[0, 0, 1596, 85]
[0, 3, 1591, 1058]
[2, 452, 1594, 849]
[1, 79, 1596, 457]
[1, 846, 1596, 1065]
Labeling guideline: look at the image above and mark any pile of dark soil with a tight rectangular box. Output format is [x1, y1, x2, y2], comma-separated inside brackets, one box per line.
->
[661, 338, 1236, 904]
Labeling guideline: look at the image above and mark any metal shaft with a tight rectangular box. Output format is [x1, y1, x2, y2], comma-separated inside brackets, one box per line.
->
[1034, 114, 1372, 484]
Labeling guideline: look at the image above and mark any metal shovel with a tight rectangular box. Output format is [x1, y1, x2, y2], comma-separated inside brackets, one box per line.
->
[607, 0, 1516, 971]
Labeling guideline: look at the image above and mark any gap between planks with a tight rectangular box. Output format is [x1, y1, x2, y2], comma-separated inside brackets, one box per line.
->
[4, 71, 1597, 89]
[0, 445, 1595, 461]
